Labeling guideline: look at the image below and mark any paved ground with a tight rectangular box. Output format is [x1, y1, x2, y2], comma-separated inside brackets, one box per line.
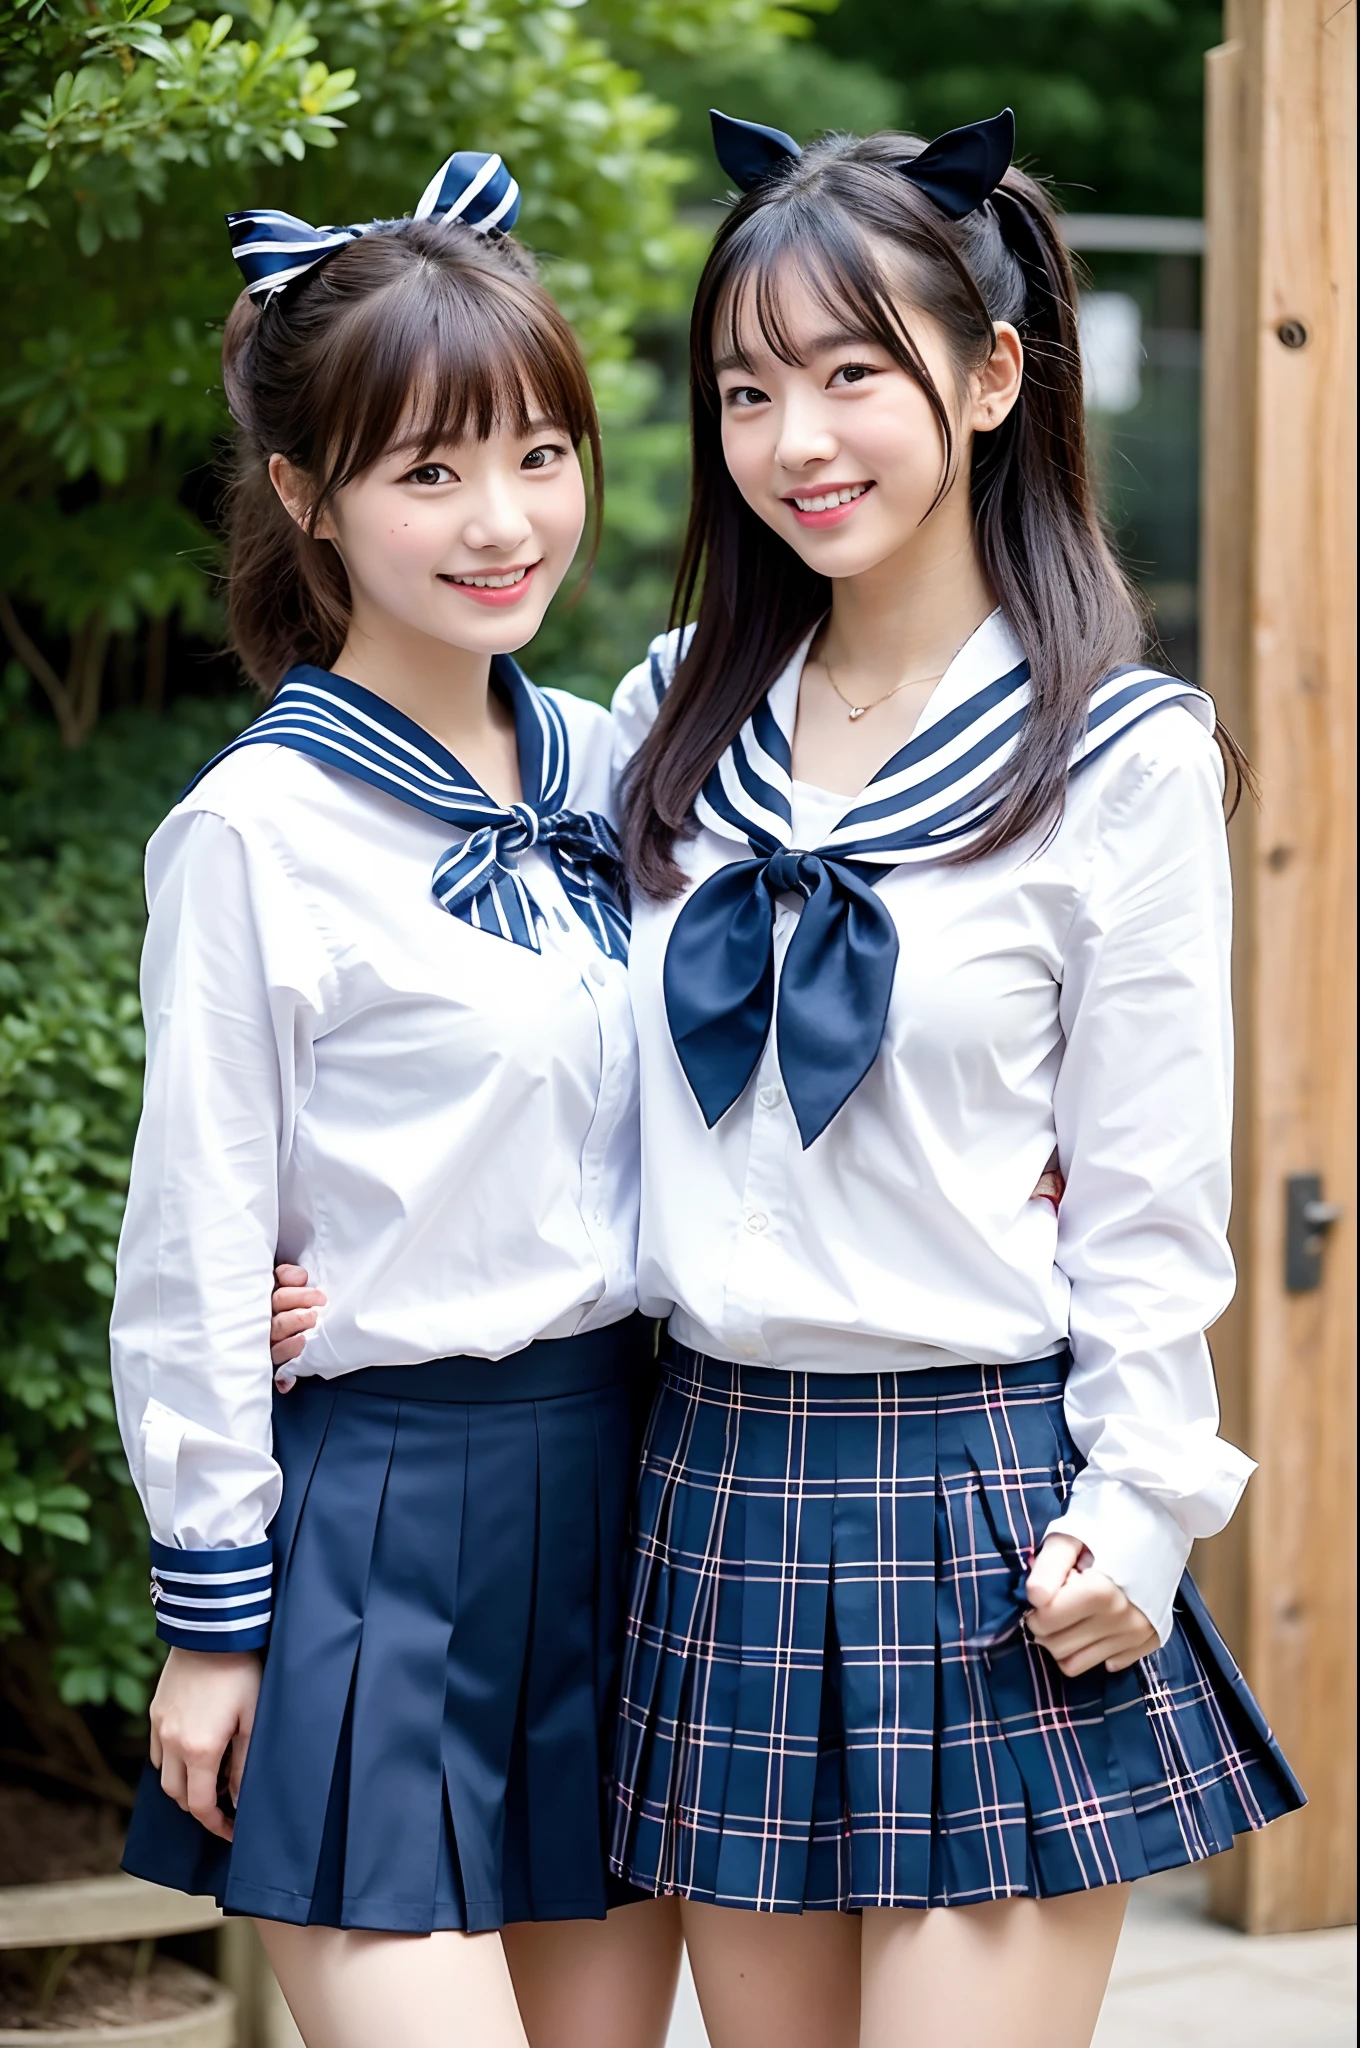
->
[664, 1868, 1358, 2048]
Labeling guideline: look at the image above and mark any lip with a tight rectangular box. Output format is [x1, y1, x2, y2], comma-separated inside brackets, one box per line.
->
[784, 483, 874, 530]
[438, 561, 541, 607]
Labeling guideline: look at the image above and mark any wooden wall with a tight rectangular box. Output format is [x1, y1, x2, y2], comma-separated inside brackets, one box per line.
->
[1197, 0, 1357, 1935]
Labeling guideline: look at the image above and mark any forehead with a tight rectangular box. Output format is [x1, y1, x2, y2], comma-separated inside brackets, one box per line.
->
[713, 233, 916, 370]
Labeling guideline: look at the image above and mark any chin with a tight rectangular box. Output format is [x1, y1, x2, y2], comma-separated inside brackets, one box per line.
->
[786, 531, 901, 580]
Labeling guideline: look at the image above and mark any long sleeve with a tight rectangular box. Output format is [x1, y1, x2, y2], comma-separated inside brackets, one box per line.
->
[110, 807, 326, 1650]
[1045, 709, 1255, 1642]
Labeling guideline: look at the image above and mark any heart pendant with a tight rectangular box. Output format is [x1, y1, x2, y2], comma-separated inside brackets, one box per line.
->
[848, 705, 867, 720]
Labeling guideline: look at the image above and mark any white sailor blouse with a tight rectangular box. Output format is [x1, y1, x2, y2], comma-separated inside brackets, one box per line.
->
[111, 663, 638, 1651]
[613, 610, 1254, 1642]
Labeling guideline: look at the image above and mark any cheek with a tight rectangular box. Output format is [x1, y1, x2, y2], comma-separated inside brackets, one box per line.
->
[543, 468, 588, 553]
[719, 415, 771, 501]
[336, 498, 443, 585]
[866, 392, 951, 496]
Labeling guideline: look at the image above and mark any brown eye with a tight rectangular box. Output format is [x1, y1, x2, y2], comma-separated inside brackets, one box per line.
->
[408, 464, 447, 486]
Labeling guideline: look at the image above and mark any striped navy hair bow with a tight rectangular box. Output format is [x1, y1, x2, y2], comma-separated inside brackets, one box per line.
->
[226, 150, 521, 302]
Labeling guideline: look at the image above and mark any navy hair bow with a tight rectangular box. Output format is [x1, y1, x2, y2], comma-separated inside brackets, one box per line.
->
[226, 150, 521, 302]
[709, 106, 1015, 221]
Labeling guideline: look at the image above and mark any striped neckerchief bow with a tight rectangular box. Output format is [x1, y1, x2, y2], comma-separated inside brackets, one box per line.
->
[196, 661, 629, 960]
[663, 612, 1212, 1147]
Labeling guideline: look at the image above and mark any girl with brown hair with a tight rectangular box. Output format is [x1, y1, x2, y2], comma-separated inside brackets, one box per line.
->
[601, 109, 1304, 2048]
[110, 153, 679, 2048]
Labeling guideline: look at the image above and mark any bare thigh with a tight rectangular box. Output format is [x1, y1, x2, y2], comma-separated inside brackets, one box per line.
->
[502, 1896, 682, 2048]
[256, 1918, 528, 2048]
[681, 1900, 861, 2048]
[860, 1885, 1130, 2048]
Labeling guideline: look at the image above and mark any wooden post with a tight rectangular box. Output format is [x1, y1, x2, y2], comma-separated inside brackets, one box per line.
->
[1197, 0, 1357, 1935]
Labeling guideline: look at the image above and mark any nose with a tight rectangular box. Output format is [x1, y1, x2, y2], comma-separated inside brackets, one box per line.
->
[773, 391, 839, 476]
[461, 472, 535, 556]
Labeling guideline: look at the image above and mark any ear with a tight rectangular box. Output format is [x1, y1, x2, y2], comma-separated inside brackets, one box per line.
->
[970, 321, 1024, 434]
[268, 453, 334, 542]
[710, 108, 801, 193]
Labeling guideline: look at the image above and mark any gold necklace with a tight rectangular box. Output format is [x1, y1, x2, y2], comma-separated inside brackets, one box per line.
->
[820, 655, 946, 722]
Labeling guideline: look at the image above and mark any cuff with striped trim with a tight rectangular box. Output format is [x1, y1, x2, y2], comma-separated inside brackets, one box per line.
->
[149, 1537, 273, 1652]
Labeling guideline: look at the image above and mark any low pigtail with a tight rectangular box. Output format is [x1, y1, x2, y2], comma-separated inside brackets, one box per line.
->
[962, 172, 1146, 859]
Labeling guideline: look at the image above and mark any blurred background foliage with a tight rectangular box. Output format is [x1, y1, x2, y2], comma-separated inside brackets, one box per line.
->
[1, 0, 1220, 1795]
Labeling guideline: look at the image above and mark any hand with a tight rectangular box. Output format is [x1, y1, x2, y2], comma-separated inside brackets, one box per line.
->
[148, 1647, 263, 1842]
[271, 1263, 326, 1366]
[1024, 1533, 1160, 1676]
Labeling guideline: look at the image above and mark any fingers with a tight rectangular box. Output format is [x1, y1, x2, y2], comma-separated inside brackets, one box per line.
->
[1025, 1533, 1083, 1609]
[269, 1295, 323, 1368]
[270, 1305, 319, 1359]
[271, 1287, 325, 1315]
[274, 1264, 310, 1288]
[158, 1745, 186, 1812]
[184, 1744, 234, 1842]
[1106, 1624, 1161, 1673]
[1029, 1616, 1116, 1671]
[228, 1692, 257, 1808]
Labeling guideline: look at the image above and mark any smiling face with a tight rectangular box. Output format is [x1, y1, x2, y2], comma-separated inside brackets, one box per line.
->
[272, 406, 586, 661]
[713, 253, 1021, 587]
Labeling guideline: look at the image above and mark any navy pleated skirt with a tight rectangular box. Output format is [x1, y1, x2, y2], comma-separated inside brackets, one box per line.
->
[609, 1348, 1305, 1913]
[124, 1320, 655, 1932]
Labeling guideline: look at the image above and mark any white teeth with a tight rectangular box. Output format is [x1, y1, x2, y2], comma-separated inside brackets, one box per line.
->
[791, 484, 869, 513]
[448, 567, 529, 589]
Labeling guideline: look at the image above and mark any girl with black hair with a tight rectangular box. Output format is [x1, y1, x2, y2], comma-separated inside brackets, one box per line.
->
[598, 110, 1303, 2047]
[110, 152, 680, 2048]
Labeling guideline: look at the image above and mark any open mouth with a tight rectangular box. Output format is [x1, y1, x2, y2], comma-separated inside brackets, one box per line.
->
[438, 562, 541, 605]
[784, 482, 874, 528]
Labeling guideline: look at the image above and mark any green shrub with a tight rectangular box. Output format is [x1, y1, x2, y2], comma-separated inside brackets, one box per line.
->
[0, 698, 245, 1782]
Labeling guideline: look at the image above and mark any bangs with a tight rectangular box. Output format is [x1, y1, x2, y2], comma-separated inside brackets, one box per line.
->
[709, 199, 936, 389]
[305, 256, 597, 501]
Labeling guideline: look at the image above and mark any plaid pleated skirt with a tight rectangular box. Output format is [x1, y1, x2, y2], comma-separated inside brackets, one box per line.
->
[609, 1348, 1304, 1912]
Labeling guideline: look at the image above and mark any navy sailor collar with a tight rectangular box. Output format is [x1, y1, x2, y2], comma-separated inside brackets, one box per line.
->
[695, 608, 1215, 864]
[192, 657, 629, 961]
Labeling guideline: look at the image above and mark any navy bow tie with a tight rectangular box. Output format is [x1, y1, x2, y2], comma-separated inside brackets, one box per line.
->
[662, 647, 1212, 1147]
[664, 847, 897, 1150]
[190, 662, 629, 962]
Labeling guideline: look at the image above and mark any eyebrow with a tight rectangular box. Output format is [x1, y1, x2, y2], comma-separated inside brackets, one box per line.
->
[390, 414, 564, 456]
[713, 328, 881, 377]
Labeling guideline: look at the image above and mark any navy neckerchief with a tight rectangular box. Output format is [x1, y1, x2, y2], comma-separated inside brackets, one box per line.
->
[194, 659, 628, 960]
[663, 615, 1213, 1148]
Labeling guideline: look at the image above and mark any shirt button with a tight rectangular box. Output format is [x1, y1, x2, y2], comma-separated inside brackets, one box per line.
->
[553, 908, 571, 932]
[744, 1210, 768, 1234]
[588, 961, 606, 986]
[758, 1086, 783, 1110]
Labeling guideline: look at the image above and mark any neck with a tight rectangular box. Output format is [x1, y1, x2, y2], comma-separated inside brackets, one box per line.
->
[818, 483, 997, 690]
[330, 607, 504, 759]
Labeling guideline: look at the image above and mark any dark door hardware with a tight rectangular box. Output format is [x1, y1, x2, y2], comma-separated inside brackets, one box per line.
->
[1284, 1174, 1345, 1292]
